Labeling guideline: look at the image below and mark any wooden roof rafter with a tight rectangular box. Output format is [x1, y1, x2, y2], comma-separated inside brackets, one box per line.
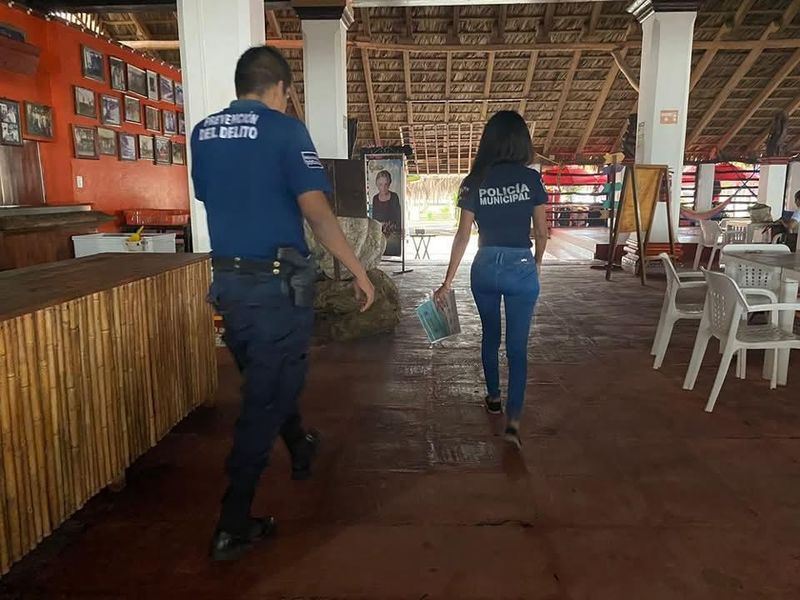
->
[544, 50, 582, 156]
[361, 47, 381, 146]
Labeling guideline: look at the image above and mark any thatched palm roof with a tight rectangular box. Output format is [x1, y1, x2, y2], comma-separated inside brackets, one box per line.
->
[70, 1, 800, 172]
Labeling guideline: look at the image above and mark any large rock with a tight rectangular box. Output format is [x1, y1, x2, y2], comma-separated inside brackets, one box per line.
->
[314, 269, 400, 342]
[305, 217, 385, 280]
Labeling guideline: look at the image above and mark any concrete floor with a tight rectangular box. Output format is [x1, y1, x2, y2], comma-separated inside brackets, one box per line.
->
[2, 263, 800, 599]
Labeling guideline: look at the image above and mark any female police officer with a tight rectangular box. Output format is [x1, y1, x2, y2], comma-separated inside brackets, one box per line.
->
[191, 46, 375, 561]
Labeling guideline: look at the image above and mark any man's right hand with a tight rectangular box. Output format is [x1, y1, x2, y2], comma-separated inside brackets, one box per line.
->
[354, 274, 375, 312]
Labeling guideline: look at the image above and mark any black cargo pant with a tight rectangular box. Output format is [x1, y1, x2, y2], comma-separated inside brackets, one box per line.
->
[209, 269, 313, 535]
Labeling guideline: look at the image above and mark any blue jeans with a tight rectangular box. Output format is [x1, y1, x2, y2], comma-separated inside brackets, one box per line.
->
[470, 247, 540, 421]
[208, 270, 314, 534]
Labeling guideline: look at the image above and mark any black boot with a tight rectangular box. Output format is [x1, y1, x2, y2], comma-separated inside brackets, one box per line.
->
[288, 430, 320, 481]
[209, 516, 277, 561]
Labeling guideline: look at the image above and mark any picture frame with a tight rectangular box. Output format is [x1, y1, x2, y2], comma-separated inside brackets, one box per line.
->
[163, 110, 177, 136]
[73, 86, 96, 118]
[171, 141, 185, 165]
[138, 134, 155, 161]
[124, 95, 141, 124]
[126, 64, 147, 97]
[118, 132, 137, 161]
[81, 46, 104, 82]
[100, 94, 122, 127]
[24, 102, 54, 140]
[109, 57, 126, 91]
[72, 125, 98, 159]
[154, 136, 171, 165]
[0, 98, 22, 146]
[175, 82, 184, 106]
[159, 75, 174, 104]
[145, 105, 161, 132]
[177, 112, 185, 136]
[146, 70, 159, 101]
[97, 127, 118, 156]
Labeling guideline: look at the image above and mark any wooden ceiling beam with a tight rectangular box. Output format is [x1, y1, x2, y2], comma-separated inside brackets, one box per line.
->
[494, 5, 507, 44]
[481, 51, 496, 121]
[578, 52, 622, 156]
[121, 37, 800, 53]
[445, 53, 452, 122]
[783, 0, 800, 28]
[717, 47, 800, 151]
[733, 0, 755, 30]
[361, 48, 381, 145]
[266, 10, 282, 38]
[403, 50, 413, 125]
[587, 2, 602, 38]
[687, 22, 779, 146]
[610, 50, 638, 93]
[518, 50, 539, 117]
[538, 4, 555, 44]
[544, 50, 581, 156]
[689, 23, 730, 91]
[448, 6, 460, 44]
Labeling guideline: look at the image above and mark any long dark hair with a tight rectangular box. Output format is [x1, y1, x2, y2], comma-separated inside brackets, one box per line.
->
[465, 111, 534, 188]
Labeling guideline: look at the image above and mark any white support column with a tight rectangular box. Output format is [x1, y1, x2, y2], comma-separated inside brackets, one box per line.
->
[177, 0, 265, 253]
[630, 1, 698, 242]
[695, 162, 716, 212]
[300, 10, 353, 159]
[758, 163, 788, 221]
[783, 161, 800, 210]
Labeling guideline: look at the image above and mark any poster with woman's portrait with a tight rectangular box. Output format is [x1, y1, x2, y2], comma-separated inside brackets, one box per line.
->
[366, 156, 405, 257]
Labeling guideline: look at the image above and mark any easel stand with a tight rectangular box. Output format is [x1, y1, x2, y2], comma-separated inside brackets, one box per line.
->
[606, 164, 674, 286]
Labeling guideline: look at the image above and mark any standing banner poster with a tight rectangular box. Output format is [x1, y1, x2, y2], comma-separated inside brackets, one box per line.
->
[365, 154, 406, 260]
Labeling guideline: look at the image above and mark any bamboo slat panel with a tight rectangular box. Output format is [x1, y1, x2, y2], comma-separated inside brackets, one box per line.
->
[0, 255, 217, 575]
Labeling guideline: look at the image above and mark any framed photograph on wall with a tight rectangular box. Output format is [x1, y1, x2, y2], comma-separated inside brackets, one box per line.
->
[72, 125, 98, 159]
[73, 86, 96, 118]
[154, 136, 171, 165]
[100, 95, 122, 126]
[127, 64, 147, 97]
[171, 141, 185, 165]
[24, 102, 54, 140]
[109, 57, 126, 91]
[146, 70, 159, 101]
[124, 96, 141, 123]
[81, 46, 104, 82]
[175, 82, 184, 106]
[159, 75, 174, 104]
[138, 134, 154, 161]
[119, 132, 137, 161]
[177, 112, 185, 136]
[97, 127, 118, 156]
[145, 105, 160, 132]
[163, 110, 177, 136]
[0, 98, 22, 146]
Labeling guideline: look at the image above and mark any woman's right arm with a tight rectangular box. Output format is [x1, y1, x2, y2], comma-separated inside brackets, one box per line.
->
[434, 208, 474, 308]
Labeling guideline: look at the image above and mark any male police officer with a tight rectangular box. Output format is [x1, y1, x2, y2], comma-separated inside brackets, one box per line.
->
[190, 46, 375, 561]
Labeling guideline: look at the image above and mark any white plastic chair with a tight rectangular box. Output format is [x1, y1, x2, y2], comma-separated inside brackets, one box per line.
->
[693, 220, 726, 270]
[683, 270, 800, 413]
[721, 219, 749, 245]
[652, 253, 706, 369]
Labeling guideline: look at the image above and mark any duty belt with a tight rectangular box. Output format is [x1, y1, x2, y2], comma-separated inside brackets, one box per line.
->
[211, 256, 283, 275]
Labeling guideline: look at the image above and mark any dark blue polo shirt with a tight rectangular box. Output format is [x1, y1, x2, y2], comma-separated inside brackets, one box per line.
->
[190, 99, 331, 259]
[457, 163, 548, 248]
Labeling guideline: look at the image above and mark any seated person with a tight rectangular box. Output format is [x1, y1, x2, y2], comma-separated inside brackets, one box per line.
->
[762, 190, 800, 250]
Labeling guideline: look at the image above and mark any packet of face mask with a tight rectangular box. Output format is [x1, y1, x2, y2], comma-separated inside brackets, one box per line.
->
[416, 289, 461, 345]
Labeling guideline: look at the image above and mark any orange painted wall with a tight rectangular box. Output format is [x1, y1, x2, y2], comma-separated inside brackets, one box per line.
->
[0, 5, 188, 221]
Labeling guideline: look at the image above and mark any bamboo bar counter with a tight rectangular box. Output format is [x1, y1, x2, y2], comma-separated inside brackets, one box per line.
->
[0, 254, 217, 575]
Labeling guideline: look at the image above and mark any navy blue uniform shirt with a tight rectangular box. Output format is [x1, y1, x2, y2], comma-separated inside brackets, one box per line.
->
[190, 99, 331, 259]
[457, 163, 548, 248]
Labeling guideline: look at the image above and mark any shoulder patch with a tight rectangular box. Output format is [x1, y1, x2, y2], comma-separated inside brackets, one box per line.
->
[302, 151, 323, 169]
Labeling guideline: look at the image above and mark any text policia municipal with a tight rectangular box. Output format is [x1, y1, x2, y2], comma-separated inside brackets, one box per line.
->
[479, 183, 532, 206]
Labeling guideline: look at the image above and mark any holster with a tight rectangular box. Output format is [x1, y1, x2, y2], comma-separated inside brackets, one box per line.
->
[277, 247, 317, 308]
